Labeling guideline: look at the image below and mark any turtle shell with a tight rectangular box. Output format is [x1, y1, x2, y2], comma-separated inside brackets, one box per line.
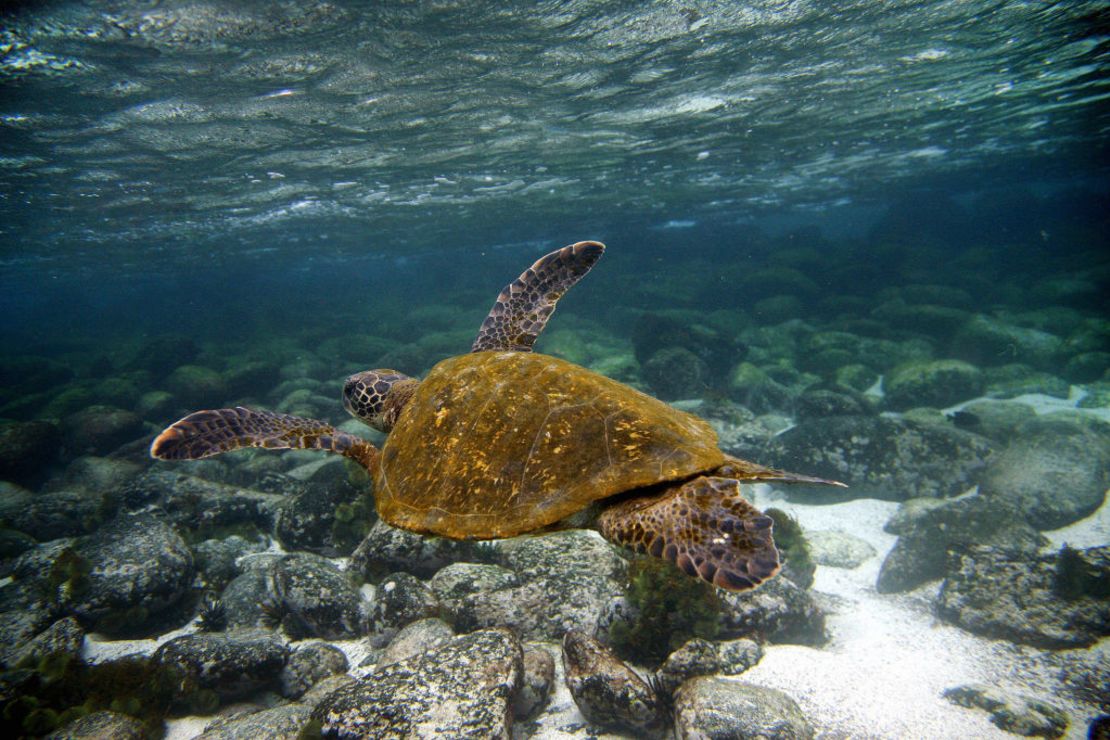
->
[374, 351, 724, 539]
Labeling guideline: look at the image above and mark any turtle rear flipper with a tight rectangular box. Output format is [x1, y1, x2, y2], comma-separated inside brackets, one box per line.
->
[150, 407, 379, 472]
[597, 476, 780, 591]
[471, 240, 604, 353]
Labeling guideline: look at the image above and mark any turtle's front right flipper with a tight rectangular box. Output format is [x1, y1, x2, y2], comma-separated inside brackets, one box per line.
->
[471, 240, 604, 353]
[150, 407, 379, 472]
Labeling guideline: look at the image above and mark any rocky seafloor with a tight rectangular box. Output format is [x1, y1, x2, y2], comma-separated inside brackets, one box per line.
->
[1, 226, 1108, 738]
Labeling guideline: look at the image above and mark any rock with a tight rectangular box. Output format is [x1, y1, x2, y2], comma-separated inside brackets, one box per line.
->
[122, 469, 278, 538]
[312, 627, 523, 739]
[448, 530, 626, 640]
[936, 545, 1110, 649]
[632, 313, 740, 382]
[952, 314, 1064, 370]
[430, 562, 520, 604]
[350, 518, 476, 579]
[0, 527, 36, 570]
[367, 571, 439, 644]
[719, 575, 826, 646]
[193, 535, 266, 591]
[166, 364, 228, 407]
[795, 389, 871, 419]
[763, 415, 994, 501]
[195, 702, 313, 740]
[656, 636, 763, 697]
[39, 513, 194, 635]
[562, 629, 667, 738]
[516, 643, 556, 721]
[643, 347, 709, 400]
[876, 495, 1046, 593]
[978, 415, 1110, 530]
[806, 530, 876, 569]
[153, 631, 289, 701]
[883, 497, 948, 534]
[44, 710, 147, 740]
[273, 475, 366, 555]
[1065, 351, 1110, 383]
[0, 419, 60, 483]
[63, 405, 144, 456]
[372, 617, 454, 668]
[982, 364, 1071, 399]
[130, 334, 200, 377]
[728, 362, 796, 414]
[61, 455, 143, 493]
[267, 553, 365, 640]
[943, 684, 1068, 738]
[673, 677, 813, 739]
[946, 399, 1036, 443]
[280, 642, 349, 700]
[10, 616, 85, 667]
[884, 359, 984, 411]
[8, 488, 117, 540]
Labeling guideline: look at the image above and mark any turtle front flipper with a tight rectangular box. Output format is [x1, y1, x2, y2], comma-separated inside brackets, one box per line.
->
[150, 407, 379, 472]
[597, 476, 780, 592]
[471, 240, 604, 353]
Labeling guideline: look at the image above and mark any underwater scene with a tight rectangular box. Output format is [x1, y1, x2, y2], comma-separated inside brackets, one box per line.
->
[1, 1, 1108, 738]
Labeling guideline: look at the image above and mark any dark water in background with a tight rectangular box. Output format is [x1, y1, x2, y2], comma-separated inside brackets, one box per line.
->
[0, 0, 1106, 355]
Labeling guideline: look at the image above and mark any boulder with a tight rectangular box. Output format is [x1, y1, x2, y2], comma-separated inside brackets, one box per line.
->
[884, 359, 984, 411]
[0, 420, 60, 483]
[978, 415, 1110, 530]
[266, 553, 365, 640]
[63, 405, 144, 456]
[44, 710, 147, 740]
[153, 631, 289, 700]
[673, 677, 813, 739]
[763, 415, 993, 501]
[943, 684, 1068, 738]
[718, 575, 826, 646]
[366, 571, 439, 644]
[656, 636, 763, 697]
[280, 642, 349, 700]
[876, 495, 1045, 593]
[562, 629, 667, 738]
[806, 530, 876, 569]
[311, 627, 522, 739]
[936, 545, 1110, 649]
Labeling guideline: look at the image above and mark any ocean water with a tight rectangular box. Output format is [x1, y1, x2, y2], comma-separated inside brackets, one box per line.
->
[0, 1, 1107, 738]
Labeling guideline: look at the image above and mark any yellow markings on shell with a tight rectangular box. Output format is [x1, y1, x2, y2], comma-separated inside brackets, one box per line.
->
[434, 406, 450, 427]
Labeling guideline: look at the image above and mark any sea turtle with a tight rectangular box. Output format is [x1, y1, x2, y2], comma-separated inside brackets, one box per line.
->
[152, 241, 842, 591]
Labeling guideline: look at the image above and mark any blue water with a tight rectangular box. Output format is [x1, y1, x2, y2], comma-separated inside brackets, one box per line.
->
[0, 1, 1108, 738]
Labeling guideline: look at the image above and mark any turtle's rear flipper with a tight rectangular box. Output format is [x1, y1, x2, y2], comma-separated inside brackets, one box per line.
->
[597, 476, 780, 592]
[150, 407, 379, 472]
[471, 240, 604, 353]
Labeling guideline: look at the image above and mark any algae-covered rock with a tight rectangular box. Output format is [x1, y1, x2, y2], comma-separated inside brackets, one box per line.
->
[876, 495, 1045, 593]
[153, 631, 289, 700]
[728, 361, 795, 414]
[952, 314, 1064, 369]
[982, 364, 1071, 399]
[367, 571, 439, 643]
[656, 636, 763, 697]
[806, 530, 876, 569]
[936, 545, 1110, 649]
[311, 627, 523, 739]
[947, 399, 1036, 442]
[978, 415, 1110, 530]
[44, 710, 147, 740]
[166, 364, 228, 407]
[943, 684, 1068, 738]
[0, 420, 60, 483]
[643, 346, 709, 400]
[673, 677, 814, 739]
[267, 553, 365, 640]
[280, 642, 349, 700]
[763, 415, 993, 501]
[884, 359, 984, 411]
[562, 629, 668, 738]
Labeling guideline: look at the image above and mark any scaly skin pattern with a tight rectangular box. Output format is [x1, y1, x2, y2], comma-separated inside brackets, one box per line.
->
[150, 407, 380, 473]
[471, 240, 604, 353]
[596, 476, 781, 591]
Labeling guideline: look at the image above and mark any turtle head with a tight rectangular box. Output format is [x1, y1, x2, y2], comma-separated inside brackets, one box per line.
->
[343, 369, 420, 433]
